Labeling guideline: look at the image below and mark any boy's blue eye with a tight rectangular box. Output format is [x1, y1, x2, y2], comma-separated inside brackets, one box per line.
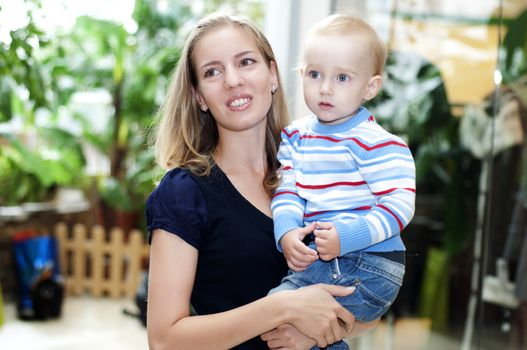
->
[337, 74, 350, 82]
[309, 71, 320, 79]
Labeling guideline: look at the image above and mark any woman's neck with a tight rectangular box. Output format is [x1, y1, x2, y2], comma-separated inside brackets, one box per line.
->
[214, 129, 267, 177]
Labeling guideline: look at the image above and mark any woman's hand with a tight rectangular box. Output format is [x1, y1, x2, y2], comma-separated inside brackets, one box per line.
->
[285, 284, 356, 348]
[261, 324, 316, 350]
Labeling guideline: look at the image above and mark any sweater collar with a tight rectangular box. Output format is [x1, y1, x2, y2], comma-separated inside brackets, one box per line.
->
[310, 106, 371, 134]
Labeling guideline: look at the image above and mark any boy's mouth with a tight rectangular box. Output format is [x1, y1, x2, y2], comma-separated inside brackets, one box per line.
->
[318, 102, 334, 110]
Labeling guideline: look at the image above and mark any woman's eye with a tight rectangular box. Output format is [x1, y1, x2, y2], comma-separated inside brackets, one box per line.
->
[309, 71, 320, 79]
[240, 58, 255, 67]
[204, 68, 220, 78]
[337, 74, 350, 82]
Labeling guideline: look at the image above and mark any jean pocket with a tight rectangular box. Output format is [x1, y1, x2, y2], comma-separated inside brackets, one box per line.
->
[339, 272, 401, 322]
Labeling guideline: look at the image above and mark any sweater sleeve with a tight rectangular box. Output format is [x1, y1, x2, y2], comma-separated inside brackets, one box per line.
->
[271, 128, 306, 251]
[336, 136, 416, 255]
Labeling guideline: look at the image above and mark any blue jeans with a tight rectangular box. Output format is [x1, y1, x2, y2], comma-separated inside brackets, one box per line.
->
[269, 251, 405, 350]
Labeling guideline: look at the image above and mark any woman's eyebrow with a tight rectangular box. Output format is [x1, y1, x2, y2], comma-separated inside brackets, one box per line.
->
[199, 51, 257, 70]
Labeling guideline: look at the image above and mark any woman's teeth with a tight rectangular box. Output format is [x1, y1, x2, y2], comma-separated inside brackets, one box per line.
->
[229, 98, 250, 107]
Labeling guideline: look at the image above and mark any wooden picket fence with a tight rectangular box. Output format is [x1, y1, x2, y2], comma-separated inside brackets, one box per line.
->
[54, 223, 149, 298]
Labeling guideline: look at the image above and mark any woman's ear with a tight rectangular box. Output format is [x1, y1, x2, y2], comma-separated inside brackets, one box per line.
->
[192, 87, 208, 112]
[364, 75, 382, 101]
[269, 61, 278, 93]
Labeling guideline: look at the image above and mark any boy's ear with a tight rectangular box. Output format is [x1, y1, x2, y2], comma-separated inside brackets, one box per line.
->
[364, 75, 382, 101]
[191, 87, 208, 112]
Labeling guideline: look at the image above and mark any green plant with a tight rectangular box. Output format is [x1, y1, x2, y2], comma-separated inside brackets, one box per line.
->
[0, 0, 265, 217]
[0, 1, 87, 206]
[0, 131, 86, 205]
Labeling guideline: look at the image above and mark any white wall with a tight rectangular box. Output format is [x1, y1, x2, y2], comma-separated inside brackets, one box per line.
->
[264, 0, 332, 120]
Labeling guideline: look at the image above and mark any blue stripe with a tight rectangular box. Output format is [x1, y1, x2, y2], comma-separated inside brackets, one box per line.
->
[300, 168, 358, 175]
[364, 174, 416, 183]
[295, 148, 351, 154]
[354, 154, 414, 167]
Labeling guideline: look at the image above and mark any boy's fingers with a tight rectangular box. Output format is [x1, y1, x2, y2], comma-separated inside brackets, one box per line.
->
[314, 229, 331, 238]
[298, 222, 317, 236]
[316, 221, 333, 229]
[295, 241, 318, 256]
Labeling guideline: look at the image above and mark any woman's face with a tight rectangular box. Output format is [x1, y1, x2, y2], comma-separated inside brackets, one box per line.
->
[192, 25, 278, 135]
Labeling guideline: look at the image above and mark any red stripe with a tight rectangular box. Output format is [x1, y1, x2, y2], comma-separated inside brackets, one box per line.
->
[299, 135, 407, 151]
[296, 181, 366, 189]
[273, 190, 298, 198]
[354, 206, 372, 211]
[378, 204, 403, 231]
[283, 129, 300, 138]
[301, 135, 342, 142]
[304, 211, 326, 218]
[373, 187, 416, 196]
[282, 166, 293, 170]
[350, 138, 407, 151]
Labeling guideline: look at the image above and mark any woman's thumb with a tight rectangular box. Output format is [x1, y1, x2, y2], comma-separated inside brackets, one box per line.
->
[322, 284, 356, 297]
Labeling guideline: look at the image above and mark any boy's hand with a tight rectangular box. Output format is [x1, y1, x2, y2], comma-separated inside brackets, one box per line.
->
[314, 222, 340, 261]
[280, 223, 318, 272]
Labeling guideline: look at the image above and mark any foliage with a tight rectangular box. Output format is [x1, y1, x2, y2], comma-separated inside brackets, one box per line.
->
[0, 0, 265, 213]
[0, 2, 87, 205]
[0, 131, 86, 205]
[501, 8, 527, 85]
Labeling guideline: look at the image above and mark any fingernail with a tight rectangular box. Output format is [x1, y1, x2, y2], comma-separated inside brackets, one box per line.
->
[346, 286, 356, 292]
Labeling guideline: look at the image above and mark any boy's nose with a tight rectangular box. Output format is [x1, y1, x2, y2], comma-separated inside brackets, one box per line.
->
[319, 79, 333, 95]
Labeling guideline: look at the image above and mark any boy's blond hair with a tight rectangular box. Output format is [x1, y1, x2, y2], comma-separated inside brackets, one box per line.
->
[306, 14, 387, 76]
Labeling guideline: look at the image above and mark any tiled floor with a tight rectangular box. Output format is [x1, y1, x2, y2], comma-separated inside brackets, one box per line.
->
[0, 296, 148, 350]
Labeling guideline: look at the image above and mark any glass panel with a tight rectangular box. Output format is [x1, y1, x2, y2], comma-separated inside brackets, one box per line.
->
[333, 0, 527, 349]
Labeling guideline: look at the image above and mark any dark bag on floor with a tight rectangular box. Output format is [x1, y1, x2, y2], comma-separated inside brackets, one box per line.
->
[13, 232, 64, 320]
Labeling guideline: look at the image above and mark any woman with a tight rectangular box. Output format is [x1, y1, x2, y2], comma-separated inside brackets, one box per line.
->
[146, 13, 370, 350]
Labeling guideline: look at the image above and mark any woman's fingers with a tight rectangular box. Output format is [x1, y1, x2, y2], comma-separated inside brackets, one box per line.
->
[318, 283, 356, 297]
[261, 324, 316, 350]
[336, 304, 356, 333]
[289, 284, 357, 347]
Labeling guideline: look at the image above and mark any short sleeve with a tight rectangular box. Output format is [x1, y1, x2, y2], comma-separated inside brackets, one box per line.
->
[145, 168, 208, 249]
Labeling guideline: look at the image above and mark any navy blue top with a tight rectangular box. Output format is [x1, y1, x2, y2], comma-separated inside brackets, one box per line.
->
[146, 166, 288, 350]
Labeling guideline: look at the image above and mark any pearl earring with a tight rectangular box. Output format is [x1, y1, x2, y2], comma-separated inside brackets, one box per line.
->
[271, 85, 277, 94]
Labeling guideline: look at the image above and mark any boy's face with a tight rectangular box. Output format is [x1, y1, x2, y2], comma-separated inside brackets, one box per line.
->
[302, 32, 381, 125]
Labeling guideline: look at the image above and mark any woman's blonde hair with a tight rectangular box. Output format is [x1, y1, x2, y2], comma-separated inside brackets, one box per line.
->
[305, 13, 387, 76]
[153, 13, 289, 194]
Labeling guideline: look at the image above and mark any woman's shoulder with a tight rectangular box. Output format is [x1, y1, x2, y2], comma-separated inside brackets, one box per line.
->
[146, 167, 208, 247]
[149, 168, 205, 206]
[161, 167, 194, 183]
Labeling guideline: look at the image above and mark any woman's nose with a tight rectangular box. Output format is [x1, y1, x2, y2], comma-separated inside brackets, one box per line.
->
[224, 67, 244, 89]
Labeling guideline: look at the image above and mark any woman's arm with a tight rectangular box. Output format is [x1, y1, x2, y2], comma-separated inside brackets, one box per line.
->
[147, 229, 356, 350]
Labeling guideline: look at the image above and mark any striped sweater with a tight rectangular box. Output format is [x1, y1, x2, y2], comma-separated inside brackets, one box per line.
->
[271, 107, 416, 255]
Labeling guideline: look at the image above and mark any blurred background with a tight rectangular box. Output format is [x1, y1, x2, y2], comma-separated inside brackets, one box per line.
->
[1, 0, 527, 349]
